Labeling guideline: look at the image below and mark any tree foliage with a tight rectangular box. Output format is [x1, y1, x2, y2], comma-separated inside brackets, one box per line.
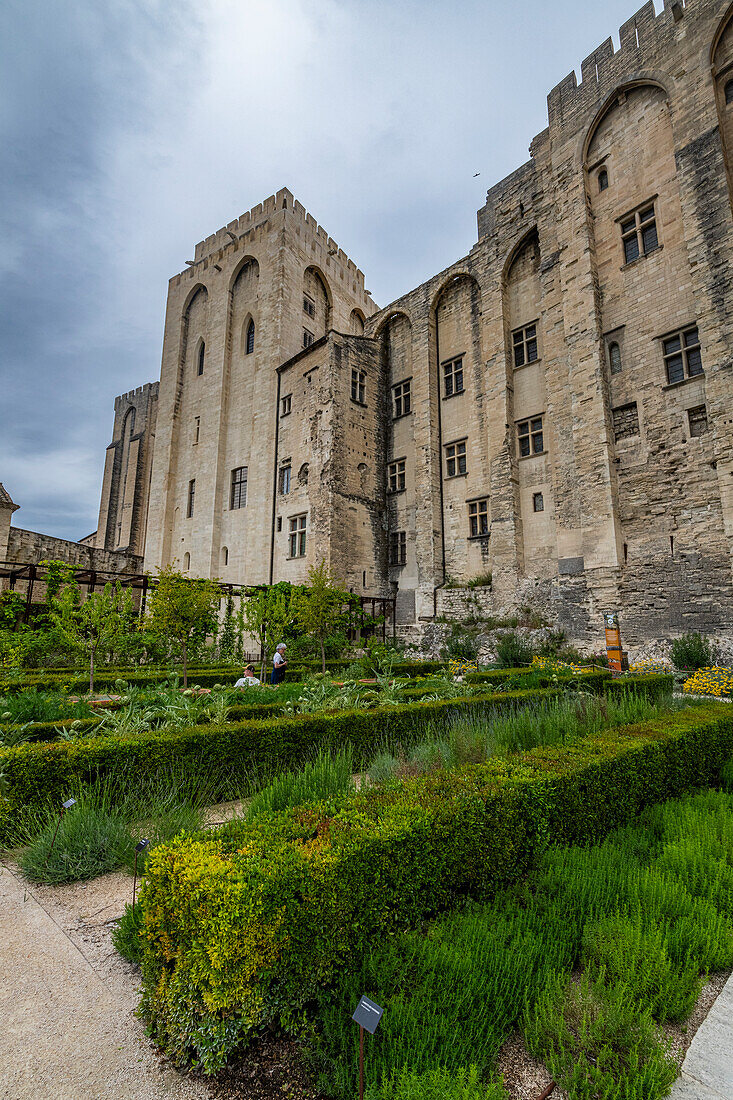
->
[293, 560, 354, 673]
[49, 569, 134, 693]
[145, 565, 221, 687]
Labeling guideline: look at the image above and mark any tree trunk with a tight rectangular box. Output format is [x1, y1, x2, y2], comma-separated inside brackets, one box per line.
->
[320, 637, 326, 675]
[182, 639, 188, 689]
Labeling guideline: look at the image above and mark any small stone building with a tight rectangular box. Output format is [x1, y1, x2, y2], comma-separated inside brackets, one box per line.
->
[91, 0, 733, 644]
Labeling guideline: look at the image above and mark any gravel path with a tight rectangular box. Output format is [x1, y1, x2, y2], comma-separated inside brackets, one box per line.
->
[0, 861, 207, 1100]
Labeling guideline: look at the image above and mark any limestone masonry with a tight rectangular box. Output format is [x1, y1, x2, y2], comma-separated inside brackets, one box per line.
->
[5, 0, 733, 645]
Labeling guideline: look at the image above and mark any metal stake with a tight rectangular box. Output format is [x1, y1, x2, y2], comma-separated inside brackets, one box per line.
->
[359, 1024, 364, 1100]
[132, 838, 149, 913]
[45, 798, 76, 867]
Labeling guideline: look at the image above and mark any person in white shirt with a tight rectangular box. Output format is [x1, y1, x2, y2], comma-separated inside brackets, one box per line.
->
[234, 664, 261, 689]
[271, 643, 287, 685]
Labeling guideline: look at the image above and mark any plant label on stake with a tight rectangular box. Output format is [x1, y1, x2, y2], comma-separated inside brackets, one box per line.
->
[352, 995, 383, 1100]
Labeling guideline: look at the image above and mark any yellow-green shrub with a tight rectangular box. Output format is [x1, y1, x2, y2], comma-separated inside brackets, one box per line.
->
[137, 703, 732, 1072]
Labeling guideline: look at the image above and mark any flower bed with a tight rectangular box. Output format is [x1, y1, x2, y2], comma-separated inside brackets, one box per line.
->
[683, 666, 733, 698]
[135, 702, 732, 1072]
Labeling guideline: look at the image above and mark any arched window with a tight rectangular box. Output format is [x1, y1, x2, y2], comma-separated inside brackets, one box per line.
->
[298, 462, 309, 486]
[183, 552, 190, 571]
[598, 168, 609, 192]
[197, 341, 205, 376]
[726, 79, 733, 105]
[221, 546, 228, 566]
[246, 320, 255, 355]
[609, 342, 622, 375]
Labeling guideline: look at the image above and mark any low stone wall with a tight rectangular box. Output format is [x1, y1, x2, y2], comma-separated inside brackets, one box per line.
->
[435, 586, 494, 620]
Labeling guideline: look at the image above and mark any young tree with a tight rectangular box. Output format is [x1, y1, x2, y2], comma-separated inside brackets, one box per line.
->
[146, 565, 221, 687]
[240, 583, 295, 679]
[293, 560, 353, 674]
[49, 576, 133, 694]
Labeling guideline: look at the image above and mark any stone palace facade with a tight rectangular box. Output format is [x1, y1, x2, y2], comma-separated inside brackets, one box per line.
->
[72, 0, 733, 641]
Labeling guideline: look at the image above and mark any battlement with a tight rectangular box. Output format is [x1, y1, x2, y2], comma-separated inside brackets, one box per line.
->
[546, 0, 692, 131]
[113, 382, 159, 410]
[186, 187, 374, 306]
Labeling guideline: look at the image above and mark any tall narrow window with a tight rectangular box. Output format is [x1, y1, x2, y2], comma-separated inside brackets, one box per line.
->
[663, 326, 703, 384]
[230, 466, 248, 509]
[388, 459, 406, 493]
[183, 552, 190, 571]
[726, 79, 733, 105]
[246, 320, 255, 355]
[442, 357, 464, 397]
[533, 492, 544, 513]
[517, 416, 544, 457]
[608, 342, 622, 375]
[621, 202, 658, 264]
[193, 416, 200, 444]
[445, 440, 467, 477]
[512, 323, 538, 368]
[392, 379, 411, 418]
[197, 342, 205, 376]
[389, 531, 407, 566]
[303, 329, 315, 348]
[279, 464, 291, 494]
[303, 294, 315, 317]
[187, 479, 195, 518]
[468, 499, 489, 537]
[281, 394, 292, 416]
[351, 368, 366, 404]
[221, 546, 229, 566]
[288, 514, 307, 557]
[598, 168, 609, 192]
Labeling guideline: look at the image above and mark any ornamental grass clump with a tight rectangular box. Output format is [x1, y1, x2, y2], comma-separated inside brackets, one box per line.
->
[246, 748, 355, 821]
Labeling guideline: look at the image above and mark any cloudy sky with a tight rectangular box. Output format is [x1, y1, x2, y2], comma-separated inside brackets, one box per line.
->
[2, 0, 641, 541]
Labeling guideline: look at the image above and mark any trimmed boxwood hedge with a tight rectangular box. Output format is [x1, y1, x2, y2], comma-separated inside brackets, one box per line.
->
[0, 660, 447, 695]
[135, 701, 733, 1071]
[0, 687, 563, 842]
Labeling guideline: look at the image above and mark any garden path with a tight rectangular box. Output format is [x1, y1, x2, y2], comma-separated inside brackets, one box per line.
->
[669, 969, 733, 1100]
[0, 860, 207, 1100]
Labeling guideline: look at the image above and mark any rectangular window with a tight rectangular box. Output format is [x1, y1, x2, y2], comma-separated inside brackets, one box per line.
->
[303, 294, 315, 318]
[187, 478, 195, 518]
[392, 379, 411, 418]
[663, 325, 703, 385]
[351, 368, 366, 404]
[512, 323, 539, 368]
[445, 439, 467, 477]
[388, 458, 406, 493]
[281, 394, 292, 416]
[288, 513, 307, 557]
[442, 356, 464, 397]
[303, 329, 315, 348]
[517, 416, 544, 457]
[279, 464, 291, 494]
[468, 498, 489, 537]
[230, 466, 248, 509]
[612, 402, 640, 440]
[389, 530, 407, 566]
[193, 416, 200, 444]
[533, 492, 544, 513]
[688, 404, 708, 437]
[621, 201, 659, 264]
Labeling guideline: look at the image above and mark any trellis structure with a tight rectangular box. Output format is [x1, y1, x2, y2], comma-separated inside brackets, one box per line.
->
[0, 561, 396, 641]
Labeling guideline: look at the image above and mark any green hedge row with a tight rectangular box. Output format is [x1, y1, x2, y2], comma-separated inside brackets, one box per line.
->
[0, 661, 447, 695]
[0, 687, 563, 841]
[136, 702, 733, 1072]
[464, 667, 610, 689]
